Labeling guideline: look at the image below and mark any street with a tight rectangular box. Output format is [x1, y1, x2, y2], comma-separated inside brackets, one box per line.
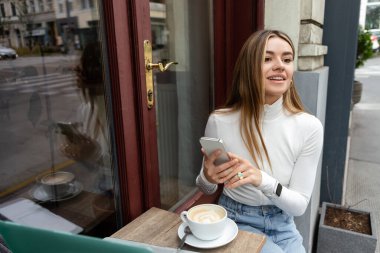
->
[346, 55, 380, 253]
[355, 55, 380, 104]
[0, 54, 79, 78]
[0, 54, 81, 196]
[350, 55, 380, 163]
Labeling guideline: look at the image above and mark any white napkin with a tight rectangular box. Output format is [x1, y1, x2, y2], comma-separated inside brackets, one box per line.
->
[0, 198, 82, 234]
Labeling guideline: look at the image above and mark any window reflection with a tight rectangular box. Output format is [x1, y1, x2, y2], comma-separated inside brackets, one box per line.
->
[149, 0, 212, 210]
[0, 0, 117, 238]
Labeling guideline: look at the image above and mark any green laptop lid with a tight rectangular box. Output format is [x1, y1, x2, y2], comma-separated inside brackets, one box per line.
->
[0, 221, 153, 253]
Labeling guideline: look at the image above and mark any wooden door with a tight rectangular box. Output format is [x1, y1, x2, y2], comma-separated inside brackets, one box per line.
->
[102, 0, 263, 224]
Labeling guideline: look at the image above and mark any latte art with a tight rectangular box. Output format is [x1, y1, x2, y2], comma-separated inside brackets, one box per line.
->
[38, 171, 75, 198]
[42, 173, 74, 185]
[190, 209, 224, 223]
[181, 204, 227, 240]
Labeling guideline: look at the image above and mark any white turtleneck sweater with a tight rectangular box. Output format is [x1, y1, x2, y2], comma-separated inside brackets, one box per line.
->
[196, 97, 324, 216]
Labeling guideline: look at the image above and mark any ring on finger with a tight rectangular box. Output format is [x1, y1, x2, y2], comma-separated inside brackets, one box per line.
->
[237, 171, 244, 180]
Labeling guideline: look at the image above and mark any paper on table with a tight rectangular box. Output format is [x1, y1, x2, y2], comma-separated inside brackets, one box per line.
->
[0, 198, 82, 234]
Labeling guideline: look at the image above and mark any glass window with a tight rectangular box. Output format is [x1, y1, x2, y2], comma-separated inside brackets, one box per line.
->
[0, 4, 5, 17]
[67, 1, 72, 12]
[21, 0, 28, 14]
[149, 0, 213, 210]
[0, 0, 119, 238]
[366, 4, 380, 29]
[81, 0, 87, 9]
[59, 3, 63, 13]
[29, 0, 35, 13]
[11, 3, 17, 16]
[38, 0, 44, 12]
[46, 0, 53, 11]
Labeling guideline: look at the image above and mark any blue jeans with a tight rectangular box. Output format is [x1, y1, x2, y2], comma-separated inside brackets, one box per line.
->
[218, 194, 305, 253]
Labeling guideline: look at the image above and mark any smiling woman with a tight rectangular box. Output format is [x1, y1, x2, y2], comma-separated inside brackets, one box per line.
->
[196, 30, 324, 253]
[262, 37, 294, 104]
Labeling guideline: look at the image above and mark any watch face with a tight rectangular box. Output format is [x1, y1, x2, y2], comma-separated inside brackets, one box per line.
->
[276, 183, 283, 197]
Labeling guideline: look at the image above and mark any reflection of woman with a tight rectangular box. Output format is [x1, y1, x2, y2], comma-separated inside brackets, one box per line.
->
[75, 42, 107, 158]
[196, 30, 323, 252]
[72, 42, 112, 193]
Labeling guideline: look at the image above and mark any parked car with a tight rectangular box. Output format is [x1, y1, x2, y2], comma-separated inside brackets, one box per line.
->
[369, 29, 380, 52]
[0, 45, 18, 60]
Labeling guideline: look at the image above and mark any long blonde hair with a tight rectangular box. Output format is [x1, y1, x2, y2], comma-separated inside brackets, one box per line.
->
[222, 30, 304, 169]
[75, 42, 105, 138]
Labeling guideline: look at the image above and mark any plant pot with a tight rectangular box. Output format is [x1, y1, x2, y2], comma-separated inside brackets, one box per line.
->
[352, 80, 363, 105]
[317, 202, 377, 253]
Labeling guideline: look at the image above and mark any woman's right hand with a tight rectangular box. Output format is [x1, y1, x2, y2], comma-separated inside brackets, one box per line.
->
[202, 148, 240, 184]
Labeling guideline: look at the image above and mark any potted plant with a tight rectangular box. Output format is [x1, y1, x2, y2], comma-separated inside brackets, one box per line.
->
[316, 202, 377, 253]
[352, 27, 374, 105]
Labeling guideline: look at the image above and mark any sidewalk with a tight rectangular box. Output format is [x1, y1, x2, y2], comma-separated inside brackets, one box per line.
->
[344, 56, 380, 253]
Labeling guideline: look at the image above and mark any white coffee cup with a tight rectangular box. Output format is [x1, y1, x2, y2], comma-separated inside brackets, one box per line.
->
[180, 204, 227, 241]
[39, 171, 75, 197]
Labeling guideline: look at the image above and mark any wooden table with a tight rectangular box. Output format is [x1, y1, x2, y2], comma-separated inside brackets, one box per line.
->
[111, 207, 266, 252]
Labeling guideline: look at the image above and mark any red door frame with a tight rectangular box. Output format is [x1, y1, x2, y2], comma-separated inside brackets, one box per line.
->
[102, 0, 160, 224]
[101, 0, 264, 225]
[214, 0, 264, 107]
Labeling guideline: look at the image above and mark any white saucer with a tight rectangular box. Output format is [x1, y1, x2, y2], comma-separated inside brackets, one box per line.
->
[177, 218, 238, 249]
[29, 181, 83, 202]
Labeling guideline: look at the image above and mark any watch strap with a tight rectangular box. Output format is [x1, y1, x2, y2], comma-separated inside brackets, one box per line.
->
[275, 182, 283, 197]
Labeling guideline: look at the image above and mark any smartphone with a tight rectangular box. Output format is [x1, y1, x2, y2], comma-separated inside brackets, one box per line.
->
[199, 137, 230, 165]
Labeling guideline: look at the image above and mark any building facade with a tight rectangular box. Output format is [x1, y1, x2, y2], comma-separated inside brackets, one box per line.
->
[0, 0, 97, 50]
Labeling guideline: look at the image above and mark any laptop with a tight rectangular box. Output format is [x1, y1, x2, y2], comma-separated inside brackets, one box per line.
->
[0, 220, 153, 253]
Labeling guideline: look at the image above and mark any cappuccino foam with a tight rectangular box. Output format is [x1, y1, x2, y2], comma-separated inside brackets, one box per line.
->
[42, 172, 74, 185]
[189, 209, 224, 224]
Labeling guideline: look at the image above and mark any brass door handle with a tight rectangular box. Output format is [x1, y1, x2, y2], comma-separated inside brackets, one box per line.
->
[146, 61, 178, 72]
[144, 40, 178, 109]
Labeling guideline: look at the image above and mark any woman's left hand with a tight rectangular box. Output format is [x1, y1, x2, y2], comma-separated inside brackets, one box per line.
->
[224, 153, 262, 189]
